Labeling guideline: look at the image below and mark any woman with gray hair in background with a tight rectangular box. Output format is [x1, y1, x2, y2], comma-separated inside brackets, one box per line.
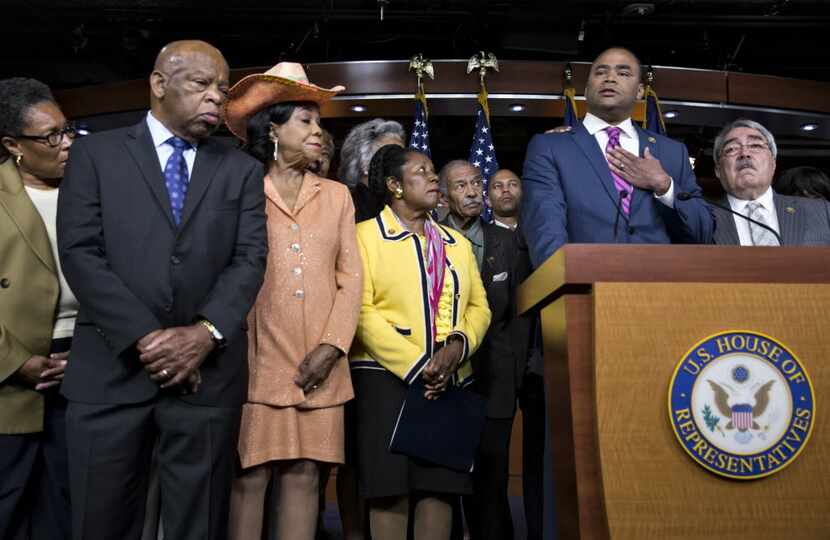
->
[334, 119, 404, 538]
[338, 118, 406, 222]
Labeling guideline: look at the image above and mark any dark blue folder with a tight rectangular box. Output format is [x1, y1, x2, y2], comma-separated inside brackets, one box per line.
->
[388, 378, 487, 473]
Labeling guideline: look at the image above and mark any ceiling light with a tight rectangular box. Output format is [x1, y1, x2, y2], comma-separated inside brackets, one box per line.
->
[509, 103, 525, 112]
[351, 104, 367, 113]
[801, 123, 819, 132]
[663, 110, 678, 119]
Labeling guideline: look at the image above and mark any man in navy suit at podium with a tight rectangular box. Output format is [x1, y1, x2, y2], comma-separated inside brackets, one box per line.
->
[520, 47, 714, 267]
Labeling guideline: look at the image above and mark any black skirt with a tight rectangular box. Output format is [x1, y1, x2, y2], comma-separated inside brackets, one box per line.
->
[348, 368, 472, 499]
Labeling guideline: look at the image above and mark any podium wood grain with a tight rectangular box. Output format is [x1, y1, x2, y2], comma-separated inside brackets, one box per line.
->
[594, 283, 830, 539]
[519, 246, 830, 540]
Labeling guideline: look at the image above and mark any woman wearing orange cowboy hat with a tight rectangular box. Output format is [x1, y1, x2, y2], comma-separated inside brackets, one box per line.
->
[224, 62, 362, 540]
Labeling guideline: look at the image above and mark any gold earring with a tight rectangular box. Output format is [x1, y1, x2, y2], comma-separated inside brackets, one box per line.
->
[272, 138, 279, 161]
[394, 187, 404, 199]
[15, 154, 22, 167]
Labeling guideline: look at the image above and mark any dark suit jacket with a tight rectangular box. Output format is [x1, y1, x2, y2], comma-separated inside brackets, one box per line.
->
[520, 122, 714, 267]
[57, 119, 268, 407]
[711, 192, 830, 246]
[441, 217, 532, 418]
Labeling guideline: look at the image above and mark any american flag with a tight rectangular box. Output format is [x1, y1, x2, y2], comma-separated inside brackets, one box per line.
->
[468, 90, 499, 220]
[643, 85, 667, 135]
[564, 86, 580, 127]
[408, 90, 432, 158]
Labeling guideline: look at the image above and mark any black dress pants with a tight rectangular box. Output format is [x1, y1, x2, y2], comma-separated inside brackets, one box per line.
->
[66, 395, 241, 540]
[31, 337, 73, 540]
[462, 417, 515, 540]
[519, 373, 547, 540]
[0, 432, 39, 540]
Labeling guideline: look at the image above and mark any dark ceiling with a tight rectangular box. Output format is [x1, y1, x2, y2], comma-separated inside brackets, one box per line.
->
[4, 0, 830, 89]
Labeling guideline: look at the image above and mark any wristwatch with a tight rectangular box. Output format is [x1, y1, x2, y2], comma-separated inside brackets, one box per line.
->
[198, 318, 227, 349]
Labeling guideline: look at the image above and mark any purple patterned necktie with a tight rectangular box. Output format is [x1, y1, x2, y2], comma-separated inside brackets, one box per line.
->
[164, 136, 191, 225]
[605, 126, 633, 215]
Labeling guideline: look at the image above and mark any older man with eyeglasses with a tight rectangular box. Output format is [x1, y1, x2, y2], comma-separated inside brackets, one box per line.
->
[711, 118, 830, 246]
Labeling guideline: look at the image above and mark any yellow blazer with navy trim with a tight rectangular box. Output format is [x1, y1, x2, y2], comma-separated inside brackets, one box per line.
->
[0, 160, 60, 433]
[350, 205, 491, 385]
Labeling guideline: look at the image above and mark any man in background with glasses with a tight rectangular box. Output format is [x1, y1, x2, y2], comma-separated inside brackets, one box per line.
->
[711, 118, 830, 246]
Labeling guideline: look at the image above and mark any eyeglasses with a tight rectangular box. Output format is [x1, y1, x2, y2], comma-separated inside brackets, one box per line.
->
[451, 176, 484, 192]
[721, 141, 769, 158]
[14, 125, 77, 147]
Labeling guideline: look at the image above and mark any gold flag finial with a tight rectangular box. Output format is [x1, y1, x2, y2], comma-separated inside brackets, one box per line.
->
[563, 62, 574, 86]
[467, 51, 499, 88]
[408, 54, 434, 94]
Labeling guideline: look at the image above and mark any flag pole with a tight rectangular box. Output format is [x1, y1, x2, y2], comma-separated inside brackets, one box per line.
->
[563, 62, 580, 126]
[466, 52, 500, 221]
[407, 54, 434, 157]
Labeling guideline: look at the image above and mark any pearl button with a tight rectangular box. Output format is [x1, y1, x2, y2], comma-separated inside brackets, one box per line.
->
[294, 289, 305, 299]
[290, 223, 299, 231]
[291, 243, 301, 252]
[293, 267, 302, 276]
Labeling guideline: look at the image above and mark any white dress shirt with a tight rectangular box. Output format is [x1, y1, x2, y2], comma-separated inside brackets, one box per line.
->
[726, 187, 781, 246]
[581, 112, 675, 208]
[146, 111, 197, 177]
[24, 186, 79, 339]
[492, 218, 517, 231]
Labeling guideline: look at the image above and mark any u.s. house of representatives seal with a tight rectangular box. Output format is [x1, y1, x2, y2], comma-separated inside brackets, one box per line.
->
[668, 330, 815, 479]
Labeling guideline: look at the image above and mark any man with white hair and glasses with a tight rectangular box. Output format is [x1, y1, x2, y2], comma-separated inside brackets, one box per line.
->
[711, 118, 830, 246]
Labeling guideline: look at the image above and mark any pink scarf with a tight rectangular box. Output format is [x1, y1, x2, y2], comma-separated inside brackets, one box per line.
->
[423, 220, 446, 341]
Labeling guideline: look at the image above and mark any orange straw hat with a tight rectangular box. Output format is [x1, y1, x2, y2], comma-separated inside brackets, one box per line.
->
[224, 62, 345, 141]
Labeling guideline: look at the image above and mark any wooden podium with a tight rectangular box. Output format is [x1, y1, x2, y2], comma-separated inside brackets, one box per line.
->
[517, 245, 830, 540]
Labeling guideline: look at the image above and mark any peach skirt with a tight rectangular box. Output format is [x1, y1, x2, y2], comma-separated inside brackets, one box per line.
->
[237, 402, 344, 469]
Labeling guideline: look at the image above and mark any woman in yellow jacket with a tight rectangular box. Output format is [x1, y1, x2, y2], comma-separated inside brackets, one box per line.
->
[349, 144, 491, 540]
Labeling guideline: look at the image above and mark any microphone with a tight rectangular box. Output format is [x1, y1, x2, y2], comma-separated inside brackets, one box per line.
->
[676, 192, 783, 245]
[613, 190, 629, 240]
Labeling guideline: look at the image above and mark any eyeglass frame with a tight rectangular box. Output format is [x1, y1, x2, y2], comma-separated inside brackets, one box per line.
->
[12, 124, 78, 148]
[449, 174, 485, 193]
[719, 141, 770, 159]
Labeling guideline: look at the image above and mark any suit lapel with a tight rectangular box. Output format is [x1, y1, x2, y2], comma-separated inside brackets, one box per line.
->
[125, 121, 176, 230]
[0, 162, 56, 274]
[179, 138, 225, 228]
[774, 192, 800, 246]
[714, 197, 741, 245]
[482, 223, 500, 284]
[628, 126, 653, 217]
[571, 125, 619, 207]
[292, 172, 322, 214]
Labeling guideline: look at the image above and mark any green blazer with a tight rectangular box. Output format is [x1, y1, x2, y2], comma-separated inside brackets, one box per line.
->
[0, 159, 59, 433]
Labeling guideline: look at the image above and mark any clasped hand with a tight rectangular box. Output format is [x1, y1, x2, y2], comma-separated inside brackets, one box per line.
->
[422, 339, 463, 400]
[17, 351, 70, 391]
[138, 324, 214, 392]
[294, 343, 342, 395]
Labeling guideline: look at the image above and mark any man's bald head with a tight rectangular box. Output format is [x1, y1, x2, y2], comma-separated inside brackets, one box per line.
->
[153, 40, 228, 76]
[149, 40, 230, 143]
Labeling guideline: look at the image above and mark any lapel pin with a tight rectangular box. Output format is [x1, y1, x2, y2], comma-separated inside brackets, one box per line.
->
[389, 228, 396, 234]
[487, 256, 495, 265]
[648, 136, 657, 144]
[785, 207, 796, 214]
